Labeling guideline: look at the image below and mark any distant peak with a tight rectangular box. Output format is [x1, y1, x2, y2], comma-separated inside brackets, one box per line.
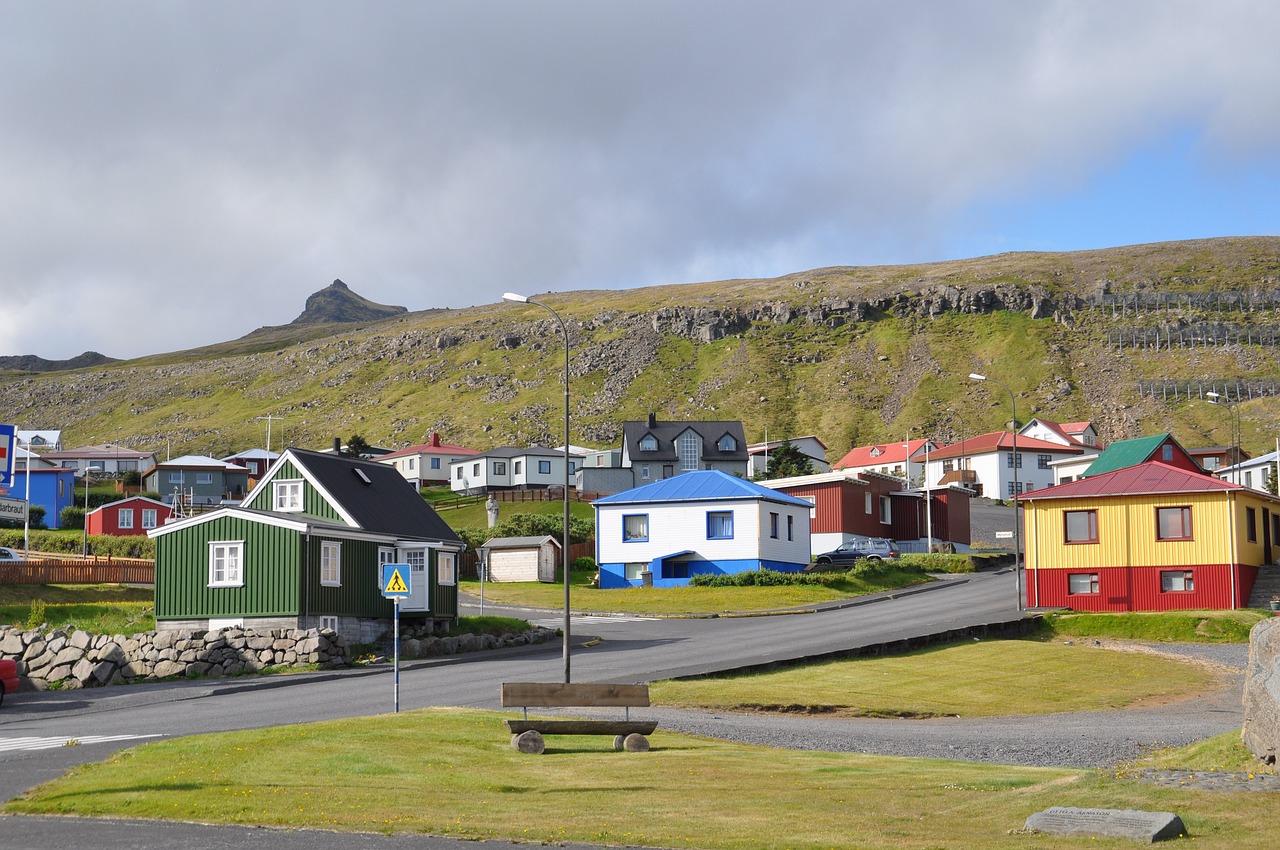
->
[290, 280, 407, 325]
[331, 279, 349, 290]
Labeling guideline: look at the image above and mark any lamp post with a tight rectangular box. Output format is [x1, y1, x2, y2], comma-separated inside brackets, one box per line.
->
[1205, 392, 1240, 484]
[19, 436, 31, 559]
[503, 292, 572, 684]
[970, 373, 1023, 610]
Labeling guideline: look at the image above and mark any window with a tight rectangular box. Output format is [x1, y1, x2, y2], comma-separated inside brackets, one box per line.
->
[878, 496, 891, 524]
[717, 434, 737, 452]
[512, 460, 522, 475]
[209, 541, 244, 587]
[319, 615, 339, 632]
[942, 460, 954, 473]
[639, 434, 658, 452]
[117, 509, 134, 529]
[1037, 455, 1052, 470]
[1067, 573, 1099, 594]
[1161, 570, 1194, 592]
[678, 432, 700, 470]
[787, 514, 794, 541]
[1247, 507, 1258, 543]
[273, 480, 304, 511]
[196, 472, 213, 485]
[1245, 470, 1253, 488]
[438, 551, 457, 586]
[865, 492, 872, 514]
[625, 563, 647, 580]
[1202, 457, 1220, 470]
[662, 464, 674, 478]
[1007, 481, 1024, 498]
[119, 460, 138, 471]
[141, 509, 157, 529]
[1007, 453, 1023, 469]
[623, 514, 649, 542]
[455, 467, 463, 480]
[320, 541, 341, 586]
[1156, 506, 1193, 541]
[1063, 510, 1098, 544]
[769, 512, 780, 539]
[1162, 444, 1174, 462]
[168, 472, 183, 484]
[471, 462, 480, 476]
[640, 465, 651, 480]
[493, 461, 506, 475]
[431, 457, 441, 469]
[706, 512, 737, 537]
[379, 547, 396, 567]
[538, 460, 552, 474]
[569, 461, 577, 473]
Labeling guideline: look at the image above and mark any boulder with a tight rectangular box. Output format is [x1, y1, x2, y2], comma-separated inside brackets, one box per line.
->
[1243, 618, 1280, 764]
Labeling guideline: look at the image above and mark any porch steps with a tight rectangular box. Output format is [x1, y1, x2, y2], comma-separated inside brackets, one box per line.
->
[1245, 566, 1280, 609]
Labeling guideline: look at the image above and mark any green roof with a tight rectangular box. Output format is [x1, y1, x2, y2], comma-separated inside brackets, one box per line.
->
[1082, 434, 1173, 478]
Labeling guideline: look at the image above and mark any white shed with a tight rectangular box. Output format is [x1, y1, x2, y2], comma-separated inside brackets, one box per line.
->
[481, 535, 561, 583]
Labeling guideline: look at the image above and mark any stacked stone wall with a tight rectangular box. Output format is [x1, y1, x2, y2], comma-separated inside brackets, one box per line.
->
[1243, 618, 1280, 764]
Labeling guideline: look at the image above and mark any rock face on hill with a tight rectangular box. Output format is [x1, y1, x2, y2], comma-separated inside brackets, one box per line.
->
[1243, 618, 1280, 765]
[0, 351, 118, 373]
[290, 279, 407, 325]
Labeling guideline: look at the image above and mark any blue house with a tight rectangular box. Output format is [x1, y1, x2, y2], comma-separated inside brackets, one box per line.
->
[4, 467, 80, 529]
[593, 470, 813, 589]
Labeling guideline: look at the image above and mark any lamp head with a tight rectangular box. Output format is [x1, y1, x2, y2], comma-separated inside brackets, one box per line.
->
[502, 292, 529, 304]
[1205, 391, 1221, 400]
[968, 373, 987, 382]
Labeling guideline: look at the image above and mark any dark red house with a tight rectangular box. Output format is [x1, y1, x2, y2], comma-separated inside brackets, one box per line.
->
[86, 497, 175, 537]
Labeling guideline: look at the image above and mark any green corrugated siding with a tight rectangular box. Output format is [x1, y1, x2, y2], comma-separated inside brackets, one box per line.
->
[243, 459, 343, 523]
[305, 535, 395, 619]
[432, 550, 459, 619]
[155, 516, 302, 619]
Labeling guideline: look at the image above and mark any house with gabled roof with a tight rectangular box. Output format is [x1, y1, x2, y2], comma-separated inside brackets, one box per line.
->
[448, 446, 572, 495]
[222, 448, 280, 479]
[1081, 433, 1202, 479]
[579, 414, 749, 495]
[87, 496, 175, 537]
[149, 447, 465, 641]
[380, 432, 481, 488]
[143, 455, 251, 509]
[831, 439, 933, 485]
[593, 469, 812, 588]
[40, 442, 156, 475]
[922, 432, 1084, 499]
[1019, 418, 1101, 449]
[1019, 460, 1280, 611]
[16, 430, 62, 453]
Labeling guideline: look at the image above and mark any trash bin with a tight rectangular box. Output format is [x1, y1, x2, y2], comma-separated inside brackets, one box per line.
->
[640, 570, 653, 588]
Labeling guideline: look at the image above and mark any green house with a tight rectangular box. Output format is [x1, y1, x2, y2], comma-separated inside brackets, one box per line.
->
[149, 448, 464, 641]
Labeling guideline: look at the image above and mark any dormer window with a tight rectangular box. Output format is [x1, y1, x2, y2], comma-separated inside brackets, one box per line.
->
[717, 434, 737, 452]
[273, 480, 304, 512]
[870, 447, 883, 457]
[639, 434, 658, 452]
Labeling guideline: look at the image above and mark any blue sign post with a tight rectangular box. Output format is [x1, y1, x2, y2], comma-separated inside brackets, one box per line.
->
[381, 564, 412, 713]
[0, 424, 15, 490]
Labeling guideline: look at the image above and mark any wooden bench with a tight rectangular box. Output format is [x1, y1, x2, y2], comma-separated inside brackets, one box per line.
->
[501, 681, 656, 754]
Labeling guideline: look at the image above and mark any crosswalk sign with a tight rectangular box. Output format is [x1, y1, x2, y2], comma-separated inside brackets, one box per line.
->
[381, 563, 411, 597]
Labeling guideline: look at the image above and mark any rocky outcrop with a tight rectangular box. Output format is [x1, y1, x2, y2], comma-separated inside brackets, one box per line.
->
[290, 279, 407, 324]
[0, 351, 119, 373]
[1242, 618, 1280, 764]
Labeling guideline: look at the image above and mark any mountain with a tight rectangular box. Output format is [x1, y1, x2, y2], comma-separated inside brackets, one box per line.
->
[0, 351, 119, 374]
[3, 237, 1280, 462]
[289, 279, 407, 325]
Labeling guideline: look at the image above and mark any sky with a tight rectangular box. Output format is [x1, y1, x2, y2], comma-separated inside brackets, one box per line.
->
[4, 1, 1280, 361]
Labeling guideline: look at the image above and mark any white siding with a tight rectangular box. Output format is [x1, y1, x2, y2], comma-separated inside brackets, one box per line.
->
[489, 549, 539, 582]
[597, 498, 809, 566]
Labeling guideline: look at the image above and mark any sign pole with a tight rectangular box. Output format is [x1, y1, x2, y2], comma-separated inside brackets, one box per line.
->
[380, 562, 411, 715]
[393, 596, 400, 714]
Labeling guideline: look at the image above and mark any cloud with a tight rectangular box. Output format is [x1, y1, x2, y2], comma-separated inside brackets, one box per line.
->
[2, 1, 1279, 359]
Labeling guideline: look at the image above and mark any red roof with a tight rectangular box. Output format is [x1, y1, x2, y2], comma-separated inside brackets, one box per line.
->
[928, 432, 1084, 461]
[380, 433, 479, 460]
[1017, 460, 1238, 501]
[832, 438, 932, 469]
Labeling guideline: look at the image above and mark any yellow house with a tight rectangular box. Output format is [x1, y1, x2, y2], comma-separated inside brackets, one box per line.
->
[1019, 461, 1280, 610]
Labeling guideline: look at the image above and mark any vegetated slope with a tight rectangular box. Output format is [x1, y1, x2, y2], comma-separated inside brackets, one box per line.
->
[0, 351, 119, 374]
[3, 236, 1280, 461]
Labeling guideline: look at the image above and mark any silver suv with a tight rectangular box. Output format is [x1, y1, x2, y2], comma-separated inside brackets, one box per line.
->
[812, 536, 900, 567]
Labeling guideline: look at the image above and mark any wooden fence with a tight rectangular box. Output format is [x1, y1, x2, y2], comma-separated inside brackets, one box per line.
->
[0, 556, 155, 586]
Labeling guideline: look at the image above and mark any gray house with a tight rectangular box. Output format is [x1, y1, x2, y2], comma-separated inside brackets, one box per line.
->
[143, 455, 251, 509]
[580, 414, 749, 495]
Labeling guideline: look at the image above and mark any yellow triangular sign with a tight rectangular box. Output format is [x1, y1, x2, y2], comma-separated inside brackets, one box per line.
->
[385, 569, 408, 594]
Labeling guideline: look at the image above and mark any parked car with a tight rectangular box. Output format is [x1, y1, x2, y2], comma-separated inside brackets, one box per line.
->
[0, 658, 16, 707]
[0, 546, 24, 565]
[811, 536, 900, 568]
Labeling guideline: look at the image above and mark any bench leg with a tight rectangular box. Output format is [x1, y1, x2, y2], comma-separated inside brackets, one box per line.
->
[512, 730, 545, 755]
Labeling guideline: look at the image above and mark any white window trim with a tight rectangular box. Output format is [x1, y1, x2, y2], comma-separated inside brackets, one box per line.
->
[320, 541, 342, 587]
[438, 551, 457, 586]
[319, 615, 339, 632]
[274, 479, 304, 512]
[209, 540, 244, 588]
[141, 509, 158, 529]
[117, 509, 134, 529]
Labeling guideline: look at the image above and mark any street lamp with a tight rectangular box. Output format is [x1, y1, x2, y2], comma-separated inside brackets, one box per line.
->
[503, 292, 573, 684]
[1205, 392, 1241, 484]
[970, 373, 1023, 610]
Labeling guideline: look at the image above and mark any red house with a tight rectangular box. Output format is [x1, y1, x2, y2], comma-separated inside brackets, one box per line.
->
[86, 497, 175, 537]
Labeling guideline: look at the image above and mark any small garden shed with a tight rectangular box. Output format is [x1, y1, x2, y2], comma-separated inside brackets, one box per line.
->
[481, 535, 560, 583]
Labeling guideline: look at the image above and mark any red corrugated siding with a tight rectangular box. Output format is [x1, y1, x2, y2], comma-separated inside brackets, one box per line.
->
[1028, 563, 1249, 611]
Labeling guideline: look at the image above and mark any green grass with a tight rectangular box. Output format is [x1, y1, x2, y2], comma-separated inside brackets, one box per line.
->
[652, 638, 1221, 717]
[9, 707, 1272, 848]
[1129, 732, 1278, 777]
[0, 584, 156, 633]
[460, 566, 932, 614]
[1039, 610, 1268, 643]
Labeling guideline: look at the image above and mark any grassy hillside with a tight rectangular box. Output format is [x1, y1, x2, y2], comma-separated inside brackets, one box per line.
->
[5, 236, 1280, 460]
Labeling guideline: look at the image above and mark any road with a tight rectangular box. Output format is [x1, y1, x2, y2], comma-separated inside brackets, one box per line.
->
[0, 568, 1230, 849]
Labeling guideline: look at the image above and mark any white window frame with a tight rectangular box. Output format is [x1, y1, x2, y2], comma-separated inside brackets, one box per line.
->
[320, 541, 342, 587]
[196, 472, 214, 485]
[878, 495, 892, 524]
[1067, 572, 1099, 595]
[438, 551, 457, 586]
[274, 480, 304, 512]
[209, 540, 244, 587]
[623, 514, 649, 542]
[141, 509, 158, 529]
[678, 432, 700, 470]
[117, 508, 134, 529]
[639, 434, 658, 452]
[319, 615, 339, 632]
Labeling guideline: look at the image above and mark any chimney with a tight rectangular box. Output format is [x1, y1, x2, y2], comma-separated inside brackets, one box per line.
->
[430, 432, 441, 447]
[333, 437, 342, 454]
[648, 412, 657, 428]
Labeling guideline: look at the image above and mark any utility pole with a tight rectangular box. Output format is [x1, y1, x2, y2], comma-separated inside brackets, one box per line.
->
[257, 415, 285, 454]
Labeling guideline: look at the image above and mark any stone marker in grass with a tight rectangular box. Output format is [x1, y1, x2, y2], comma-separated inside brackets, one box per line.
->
[1024, 806, 1186, 843]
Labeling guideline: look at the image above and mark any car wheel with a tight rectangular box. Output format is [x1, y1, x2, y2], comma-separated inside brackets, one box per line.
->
[867, 555, 882, 561]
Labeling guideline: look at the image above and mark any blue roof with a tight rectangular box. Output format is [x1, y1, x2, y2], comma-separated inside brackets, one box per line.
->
[593, 470, 814, 507]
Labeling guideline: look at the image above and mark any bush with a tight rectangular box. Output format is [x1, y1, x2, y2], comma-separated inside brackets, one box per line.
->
[61, 506, 86, 530]
[0, 504, 45, 530]
[690, 569, 836, 588]
[456, 513, 594, 551]
[572, 555, 596, 573]
[0, 529, 155, 559]
[895, 553, 974, 574]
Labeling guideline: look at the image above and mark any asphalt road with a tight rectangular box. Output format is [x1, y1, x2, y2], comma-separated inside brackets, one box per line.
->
[0, 569, 1237, 849]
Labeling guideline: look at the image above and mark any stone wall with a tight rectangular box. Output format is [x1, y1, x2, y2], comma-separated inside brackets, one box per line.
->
[1242, 618, 1280, 764]
[0, 626, 351, 690]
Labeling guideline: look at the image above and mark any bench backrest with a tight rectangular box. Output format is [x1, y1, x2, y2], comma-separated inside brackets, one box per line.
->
[501, 682, 649, 708]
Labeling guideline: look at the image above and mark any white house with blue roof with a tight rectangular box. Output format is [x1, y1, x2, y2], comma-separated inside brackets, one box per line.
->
[593, 469, 813, 589]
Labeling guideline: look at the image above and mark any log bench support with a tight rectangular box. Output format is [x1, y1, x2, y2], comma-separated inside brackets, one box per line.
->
[500, 682, 656, 754]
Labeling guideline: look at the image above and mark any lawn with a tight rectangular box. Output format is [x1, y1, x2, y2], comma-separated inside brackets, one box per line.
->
[9, 708, 1272, 849]
[651, 638, 1222, 717]
[461, 565, 933, 614]
[1040, 609, 1268, 643]
[0, 584, 155, 633]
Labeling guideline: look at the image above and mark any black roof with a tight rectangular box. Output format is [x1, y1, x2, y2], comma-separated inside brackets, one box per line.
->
[286, 448, 461, 543]
[622, 417, 748, 463]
